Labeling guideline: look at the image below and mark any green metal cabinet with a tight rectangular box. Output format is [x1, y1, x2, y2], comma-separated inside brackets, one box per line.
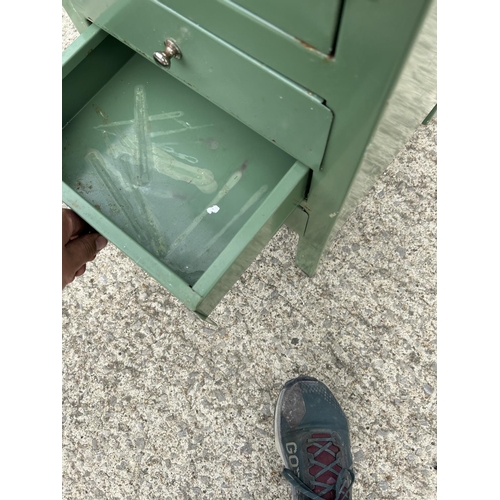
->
[62, 0, 437, 318]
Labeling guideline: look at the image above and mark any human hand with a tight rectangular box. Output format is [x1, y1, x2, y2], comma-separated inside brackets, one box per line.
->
[62, 209, 108, 289]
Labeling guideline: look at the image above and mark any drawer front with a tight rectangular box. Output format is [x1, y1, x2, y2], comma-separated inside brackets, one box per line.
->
[69, 0, 333, 170]
[232, 0, 342, 54]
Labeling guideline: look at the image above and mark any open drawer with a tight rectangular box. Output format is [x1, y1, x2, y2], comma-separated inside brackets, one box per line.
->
[62, 26, 310, 319]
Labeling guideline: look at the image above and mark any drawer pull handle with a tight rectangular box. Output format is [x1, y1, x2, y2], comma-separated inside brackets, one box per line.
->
[153, 39, 182, 68]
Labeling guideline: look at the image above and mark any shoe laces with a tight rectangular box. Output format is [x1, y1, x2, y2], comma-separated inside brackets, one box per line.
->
[283, 433, 355, 500]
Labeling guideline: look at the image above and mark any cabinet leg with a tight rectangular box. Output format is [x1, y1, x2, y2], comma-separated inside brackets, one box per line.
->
[295, 234, 326, 278]
[422, 104, 437, 125]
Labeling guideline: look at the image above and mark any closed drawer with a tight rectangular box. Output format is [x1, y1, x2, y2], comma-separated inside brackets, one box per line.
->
[232, 0, 342, 54]
[68, 0, 333, 171]
[62, 26, 310, 318]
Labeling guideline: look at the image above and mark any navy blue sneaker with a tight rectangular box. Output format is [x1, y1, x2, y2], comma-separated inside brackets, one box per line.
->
[275, 376, 355, 499]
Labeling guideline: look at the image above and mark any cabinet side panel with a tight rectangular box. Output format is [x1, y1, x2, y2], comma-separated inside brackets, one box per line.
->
[332, 0, 436, 238]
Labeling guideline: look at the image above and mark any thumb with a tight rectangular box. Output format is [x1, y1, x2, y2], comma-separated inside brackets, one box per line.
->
[66, 233, 108, 270]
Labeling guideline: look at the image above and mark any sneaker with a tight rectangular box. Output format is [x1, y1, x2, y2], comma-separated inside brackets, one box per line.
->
[275, 376, 355, 499]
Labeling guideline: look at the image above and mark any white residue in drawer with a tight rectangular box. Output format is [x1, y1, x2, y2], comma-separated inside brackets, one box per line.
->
[207, 205, 220, 214]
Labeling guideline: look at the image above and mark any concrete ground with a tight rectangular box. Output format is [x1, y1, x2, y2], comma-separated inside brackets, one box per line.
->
[62, 10, 437, 500]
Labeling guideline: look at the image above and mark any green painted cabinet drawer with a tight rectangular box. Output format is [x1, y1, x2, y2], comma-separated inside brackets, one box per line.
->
[62, 26, 310, 318]
[68, 0, 333, 171]
[232, 0, 342, 53]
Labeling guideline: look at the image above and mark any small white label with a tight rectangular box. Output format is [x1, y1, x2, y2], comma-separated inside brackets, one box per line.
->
[207, 205, 220, 214]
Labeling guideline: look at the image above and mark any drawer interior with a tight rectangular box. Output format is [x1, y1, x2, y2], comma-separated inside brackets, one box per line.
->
[62, 28, 309, 315]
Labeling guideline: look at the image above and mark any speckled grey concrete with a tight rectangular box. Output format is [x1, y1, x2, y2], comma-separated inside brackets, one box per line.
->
[62, 9, 436, 499]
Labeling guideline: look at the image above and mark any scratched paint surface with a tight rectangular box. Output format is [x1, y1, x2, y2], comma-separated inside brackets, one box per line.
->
[62, 54, 295, 285]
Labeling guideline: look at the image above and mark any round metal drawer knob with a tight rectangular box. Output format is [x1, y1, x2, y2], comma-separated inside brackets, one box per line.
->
[153, 39, 182, 68]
